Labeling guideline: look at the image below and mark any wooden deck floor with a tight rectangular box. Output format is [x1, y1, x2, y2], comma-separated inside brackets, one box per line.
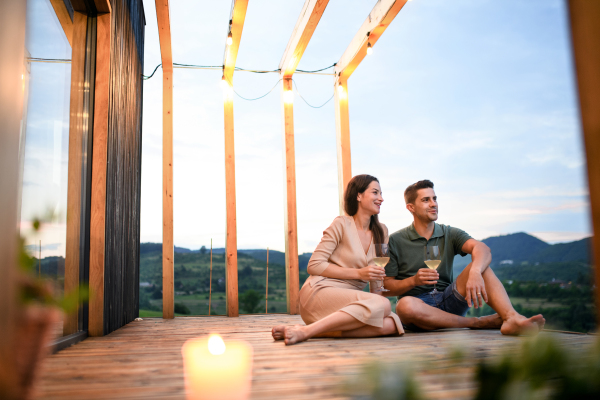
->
[34, 315, 595, 400]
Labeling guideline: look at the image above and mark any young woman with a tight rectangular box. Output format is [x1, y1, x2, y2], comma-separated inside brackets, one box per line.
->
[272, 174, 404, 345]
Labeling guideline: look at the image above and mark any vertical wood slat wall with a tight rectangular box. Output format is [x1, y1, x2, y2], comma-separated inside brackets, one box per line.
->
[0, 0, 26, 395]
[103, 0, 145, 335]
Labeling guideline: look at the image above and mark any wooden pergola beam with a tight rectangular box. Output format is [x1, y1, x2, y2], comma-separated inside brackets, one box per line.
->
[568, 0, 600, 325]
[223, 0, 249, 81]
[333, 0, 407, 211]
[155, 0, 174, 319]
[334, 0, 408, 82]
[279, 0, 330, 78]
[223, 0, 248, 317]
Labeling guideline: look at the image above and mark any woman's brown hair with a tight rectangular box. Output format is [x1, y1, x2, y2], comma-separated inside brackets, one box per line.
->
[343, 174, 385, 245]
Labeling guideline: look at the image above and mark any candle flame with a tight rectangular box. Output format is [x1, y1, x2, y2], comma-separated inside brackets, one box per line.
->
[208, 334, 226, 355]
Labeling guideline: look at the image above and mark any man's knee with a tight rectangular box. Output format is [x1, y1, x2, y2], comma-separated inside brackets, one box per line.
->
[395, 297, 420, 321]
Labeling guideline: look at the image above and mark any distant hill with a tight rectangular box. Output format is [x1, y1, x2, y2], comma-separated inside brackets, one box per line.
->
[453, 233, 591, 274]
[482, 232, 550, 262]
[142, 231, 591, 277]
[140, 243, 313, 270]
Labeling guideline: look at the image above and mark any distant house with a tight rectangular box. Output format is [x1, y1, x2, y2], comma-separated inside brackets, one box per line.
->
[140, 282, 153, 288]
[499, 260, 514, 265]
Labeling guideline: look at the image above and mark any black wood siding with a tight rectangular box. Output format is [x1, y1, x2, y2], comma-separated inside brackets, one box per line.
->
[104, 0, 145, 335]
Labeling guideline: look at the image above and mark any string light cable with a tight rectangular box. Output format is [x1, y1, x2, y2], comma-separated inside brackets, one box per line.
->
[28, 57, 337, 106]
[292, 78, 334, 109]
[224, 77, 282, 101]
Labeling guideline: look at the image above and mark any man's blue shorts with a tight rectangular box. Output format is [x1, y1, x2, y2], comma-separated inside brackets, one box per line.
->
[400, 281, 470, 332]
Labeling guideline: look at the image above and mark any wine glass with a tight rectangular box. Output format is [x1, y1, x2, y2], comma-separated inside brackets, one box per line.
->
[423, 245, 441, 294]
[372, 244, 390, 293]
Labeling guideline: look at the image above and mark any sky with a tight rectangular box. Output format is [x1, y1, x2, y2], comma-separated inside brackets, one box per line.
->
[139, 0, 590, 254]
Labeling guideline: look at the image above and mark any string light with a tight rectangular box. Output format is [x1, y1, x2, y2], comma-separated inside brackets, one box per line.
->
[283, 90, 294, 104]
[227, 31, 233, 46]
[337, 85, 345, 96]
[366, 42, 373, 55]
[220, 76, 230, 90]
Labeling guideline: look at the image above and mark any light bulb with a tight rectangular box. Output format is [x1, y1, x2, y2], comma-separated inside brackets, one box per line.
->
[366, 42, 373, 55]
[337, 85, 345, 96]
[220, 76, 229, 90]
[207, 334, 226, 355]
[227, 32, 233, 46]
[283, 90, 294, 104]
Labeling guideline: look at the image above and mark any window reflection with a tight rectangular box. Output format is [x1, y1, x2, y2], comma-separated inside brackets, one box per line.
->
[20, 0, 72, 336]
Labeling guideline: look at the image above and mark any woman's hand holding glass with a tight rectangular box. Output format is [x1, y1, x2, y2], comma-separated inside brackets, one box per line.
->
[359, 265, 386, 281]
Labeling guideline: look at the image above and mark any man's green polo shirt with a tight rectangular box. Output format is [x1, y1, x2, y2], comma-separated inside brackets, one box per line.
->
[385, 223, 472, 298]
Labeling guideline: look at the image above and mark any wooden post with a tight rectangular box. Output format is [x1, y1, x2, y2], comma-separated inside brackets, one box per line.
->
[568, 0, 600, 324]
[89, 11, 111, 337]
[278, 0, 330, 314]
[265, 247, 269, 314]
[281, 78, 300, 314]
[162, 65, 174, 319]
[334, 79, 351, 214]
[0, 0, 26, 394]
[64, 12, 89, 335]
[222, 0, 249, 318]
[224, 83, 239, 317]
[209, 239, 212, 316]
[155, 0, 174, 319]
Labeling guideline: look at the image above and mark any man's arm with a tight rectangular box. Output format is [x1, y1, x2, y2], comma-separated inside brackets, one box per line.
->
[461, 238, 492, 307]
[462, 238, 492, 274]
[383, 270, 439, 297]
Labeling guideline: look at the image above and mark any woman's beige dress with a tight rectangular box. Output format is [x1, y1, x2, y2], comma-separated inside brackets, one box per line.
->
[299, 216, 404, 334]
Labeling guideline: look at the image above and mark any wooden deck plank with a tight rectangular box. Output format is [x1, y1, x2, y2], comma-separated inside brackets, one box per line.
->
[34, 315, 595, 400]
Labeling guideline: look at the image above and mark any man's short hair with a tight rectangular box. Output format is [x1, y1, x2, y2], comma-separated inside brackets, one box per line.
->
[404, 180, 434, 204]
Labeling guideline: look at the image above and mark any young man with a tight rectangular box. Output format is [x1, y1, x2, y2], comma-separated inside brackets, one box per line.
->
[383, 180, 545, 335]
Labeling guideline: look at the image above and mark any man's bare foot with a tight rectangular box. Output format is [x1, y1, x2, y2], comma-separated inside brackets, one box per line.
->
[284, 325, 309, 345]
[472, 313, 503, 329]
[500, 314, 545, 336]
[271, 325, 285, 340]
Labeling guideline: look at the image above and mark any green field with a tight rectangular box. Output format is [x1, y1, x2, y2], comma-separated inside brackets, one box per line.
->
[139, 246, 309, 316]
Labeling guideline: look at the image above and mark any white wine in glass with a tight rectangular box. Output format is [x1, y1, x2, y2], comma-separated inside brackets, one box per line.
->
[424, 245, 441, 294]
[372, 244, 390, 293]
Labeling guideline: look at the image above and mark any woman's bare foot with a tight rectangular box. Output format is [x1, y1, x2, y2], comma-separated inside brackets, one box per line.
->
[500, 314, 545, 336]
[284, 325, 310, 345]
[271, 325, 286, 340]
[472, 313, 503, 329]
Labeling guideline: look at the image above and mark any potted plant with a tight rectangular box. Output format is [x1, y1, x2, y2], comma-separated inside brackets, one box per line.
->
[14, 217, 88, 399]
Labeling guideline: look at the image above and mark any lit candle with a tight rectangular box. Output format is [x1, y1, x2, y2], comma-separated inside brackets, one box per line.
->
[182, 334, 253, 400]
